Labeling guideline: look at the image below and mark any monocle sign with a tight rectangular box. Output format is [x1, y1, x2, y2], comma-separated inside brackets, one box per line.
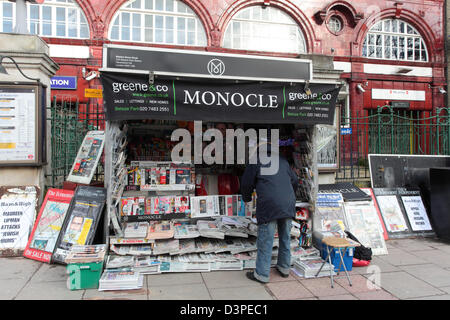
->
[207, 59, 225, 76]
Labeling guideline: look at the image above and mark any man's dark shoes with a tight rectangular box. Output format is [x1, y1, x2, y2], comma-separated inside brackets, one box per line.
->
[276, 268, 289, 278]
[246, 271, 266, 284]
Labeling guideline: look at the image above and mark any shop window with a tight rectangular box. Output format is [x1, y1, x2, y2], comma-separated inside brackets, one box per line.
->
[362, 19, 428, 62]
[109, 0, 207, 46]
[0, 0, 89, 39]
[223, 5, 307, 54]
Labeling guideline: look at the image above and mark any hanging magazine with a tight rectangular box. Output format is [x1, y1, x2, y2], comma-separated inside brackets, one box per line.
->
[52, 186, 106, 264]
[24, 188, 74, 263]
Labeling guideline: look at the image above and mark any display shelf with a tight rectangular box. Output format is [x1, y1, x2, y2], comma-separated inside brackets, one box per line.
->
[140, 184, 195, 192]
[122, 212, 188, 222]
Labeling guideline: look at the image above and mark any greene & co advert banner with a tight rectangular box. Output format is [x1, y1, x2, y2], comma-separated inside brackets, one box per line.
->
[101, 72, 340, 124]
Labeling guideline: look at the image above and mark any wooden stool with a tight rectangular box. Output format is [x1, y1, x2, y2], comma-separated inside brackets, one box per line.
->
[315, 237, 359, 288]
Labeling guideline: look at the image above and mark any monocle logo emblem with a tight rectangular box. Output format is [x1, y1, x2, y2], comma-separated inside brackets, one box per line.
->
[207, 58, 225, 76]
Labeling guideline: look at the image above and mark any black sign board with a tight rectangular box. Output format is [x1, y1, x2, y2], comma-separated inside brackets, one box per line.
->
[52, 186, 106, 264]
[100, 72, 340, 124]
[391, 101, 410, 109]
[319, 182, 371, 202]
[103, 45, 312, 82]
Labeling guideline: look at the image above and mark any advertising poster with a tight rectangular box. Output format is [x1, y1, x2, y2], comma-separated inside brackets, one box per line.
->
[0, 186, 38, 256]
[23, 189, 74, 263]
[315, 193, 347, 233]
[401, 196, 433, 232]
[343, 201, 388, 256]
[0, 87, 37, 163]
[361, 188, 389, 240]
[52, 186, 106, 264]
[67, 131, 105, 185]
[375, 195, 409, 233]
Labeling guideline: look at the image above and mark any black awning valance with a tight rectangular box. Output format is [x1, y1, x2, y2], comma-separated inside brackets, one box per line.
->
[100, 71, 340, 124]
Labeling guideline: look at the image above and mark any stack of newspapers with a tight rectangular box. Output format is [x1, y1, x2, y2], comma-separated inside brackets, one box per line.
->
[123, 222, 149, 238]
[196, 220, 225, 239]
[98, 270, 144, 291]
[292, 258, 336, 278]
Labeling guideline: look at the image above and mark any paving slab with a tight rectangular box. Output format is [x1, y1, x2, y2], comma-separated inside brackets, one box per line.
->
[399, 263, 450, 287]
[439, 286, 450, 294]
[388, 239, 436, 251]
[410, 249, 450, 268]
[15, 280, 84, 300]
[266, 281, 315, 300]
[202, 270, 263, 289]
[334, 274, 381, 294]
[406, 294, 450, 300]
[146, 272, 203, 287]
[0, 257, 41, 280]
[352, 256, 400, 274]
[318, 294, 358, 300]
[29, 262, 68, 282]
[268, 268, 297, 282]
[83, 288, 149, 300]
[299, 277, 348, 297]
[353, 290, 398, 300]
[372, 271, 444, 299]
[148, 283, 211, 300]
[377, 248, 428, 266]
[0, 278, 29, 299]
[209, 286, 274, 300]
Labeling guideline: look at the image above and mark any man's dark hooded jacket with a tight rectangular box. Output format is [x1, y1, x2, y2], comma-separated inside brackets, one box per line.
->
[240, 153, 299, 225]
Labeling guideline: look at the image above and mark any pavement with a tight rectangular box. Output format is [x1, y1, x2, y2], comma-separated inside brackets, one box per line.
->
[2, 237, 450, 300]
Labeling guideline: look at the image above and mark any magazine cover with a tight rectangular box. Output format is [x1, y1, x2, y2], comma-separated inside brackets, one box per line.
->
[52, 186, 106, 264]
[175, 168, 191, 184]
[67, 131, 105, 185]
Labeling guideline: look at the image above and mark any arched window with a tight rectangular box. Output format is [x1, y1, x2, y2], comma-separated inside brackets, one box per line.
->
[362, 19, 428, 62]
[223, 6, 307, 54]
[0, 0, 89, 39]
[109, 0, 207, 46]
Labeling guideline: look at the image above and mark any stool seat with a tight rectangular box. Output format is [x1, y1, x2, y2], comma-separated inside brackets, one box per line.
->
[322, 236, 358, 247]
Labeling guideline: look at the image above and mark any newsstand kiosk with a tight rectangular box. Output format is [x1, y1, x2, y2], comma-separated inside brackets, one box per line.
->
[99, 44, 342, 271]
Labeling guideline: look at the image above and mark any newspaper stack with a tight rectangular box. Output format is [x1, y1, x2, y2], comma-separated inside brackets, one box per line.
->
[98, 270, 144, 291]
[110, 244, 131, 256]
[174, 224, 200, 239]
[291, 247, 321, 262]
[176, 239, 197, 255]
[219, 217, 249, 238]
[129, 245, 153, 256]
[65, 244, 106, 264]
[195, 238, 215, 253]
[153, 239, 179, 255]
[292, 259, 336, 278]
[177, 254, 211, 272]
[124, 222, 149, 238]
[105, 255, 135, 269]
[133, 256, 161, 274]
[212, 253, 243, 271]
[196, 220, 225, 239]
[234, 252, 256, 269]
[146, 221, 174, 240]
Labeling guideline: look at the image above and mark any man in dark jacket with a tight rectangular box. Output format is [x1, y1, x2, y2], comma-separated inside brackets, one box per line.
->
[241, 143, 299, 283]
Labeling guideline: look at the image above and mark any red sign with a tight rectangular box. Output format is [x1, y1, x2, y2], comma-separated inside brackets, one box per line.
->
[23, 189, 74, 263]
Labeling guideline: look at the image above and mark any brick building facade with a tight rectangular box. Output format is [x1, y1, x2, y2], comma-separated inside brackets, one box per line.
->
[0, 0, 446, 116]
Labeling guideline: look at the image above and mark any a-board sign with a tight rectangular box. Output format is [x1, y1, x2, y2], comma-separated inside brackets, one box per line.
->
[0, 186, 39, 257]
[67, 131, 105, 185]
[100, 72, 340, 124]
[343, 201, 388, 256]
[372, 188, 434, 239]
[23, 188, 74, 263]
[52, 186, 106, 264]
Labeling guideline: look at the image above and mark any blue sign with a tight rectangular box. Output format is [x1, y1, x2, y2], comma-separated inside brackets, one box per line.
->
[50, 76, 77, 90]
[341, 127, 352, 135]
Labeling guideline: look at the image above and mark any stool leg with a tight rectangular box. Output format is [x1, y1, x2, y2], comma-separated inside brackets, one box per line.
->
[337, 248, 343, 276]
[338, 248, 352, 287]
[315, 247, 330, 277]
[327, 246, 334, 288]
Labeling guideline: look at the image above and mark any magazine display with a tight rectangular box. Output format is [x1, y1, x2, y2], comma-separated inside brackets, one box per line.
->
[24, 188, 74, 263]
[98, 270, 143, 291]
[52, 186, 106, 264]
[124, 222, 149, 238]
[67, 131, 105, 185]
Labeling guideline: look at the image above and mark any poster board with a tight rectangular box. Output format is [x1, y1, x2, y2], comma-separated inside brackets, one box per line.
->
[0, 84, 46, 166]
[360, 188, 388, 240]
[372, 188, 433, 239]
[343, 201, 388, 256]
[0, 186, 39, 256]
[314, 193, 347, 233]
[23, 189, 74, 263]
[67, 131, 105, 185]
[316, 107, 340, 172]
[52, 186, 106, 264]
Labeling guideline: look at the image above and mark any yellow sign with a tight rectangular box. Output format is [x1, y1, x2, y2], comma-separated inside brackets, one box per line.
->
[84, 88, 103, 98]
